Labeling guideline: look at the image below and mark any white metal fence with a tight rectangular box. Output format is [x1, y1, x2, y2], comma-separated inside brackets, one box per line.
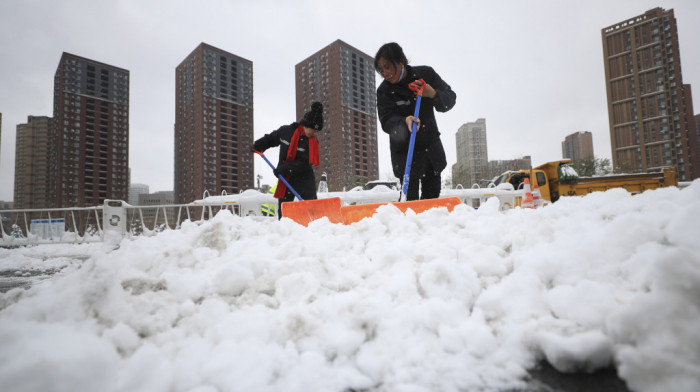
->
[0, 201, 243, 247]
[1, 186, 525, 247]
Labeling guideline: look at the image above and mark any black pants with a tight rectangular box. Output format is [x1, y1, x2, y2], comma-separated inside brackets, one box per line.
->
[402, 159, 441, 201]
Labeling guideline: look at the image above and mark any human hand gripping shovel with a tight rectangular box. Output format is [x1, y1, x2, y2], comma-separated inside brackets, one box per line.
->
[400, 79, 426, 202]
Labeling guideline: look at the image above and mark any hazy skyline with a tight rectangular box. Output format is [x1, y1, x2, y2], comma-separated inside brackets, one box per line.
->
[1, 0, 699, 202]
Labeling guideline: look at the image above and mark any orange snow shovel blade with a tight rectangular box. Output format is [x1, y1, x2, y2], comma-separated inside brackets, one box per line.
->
[282, 197, 345, 226]
[341, 196, 462, 224]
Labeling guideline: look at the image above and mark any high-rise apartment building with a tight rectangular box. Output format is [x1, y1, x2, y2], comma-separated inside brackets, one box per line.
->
[174, 43, 254, 204]
[14, 116, 54, 209]
[53, 53, 130, 207]
[602, 7, 698, 180]
[454, 119, 488, 187]
[562, 131, 594, 161]
[295, 39, 378, 191]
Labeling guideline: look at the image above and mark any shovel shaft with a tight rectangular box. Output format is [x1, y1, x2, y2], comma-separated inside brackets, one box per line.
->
[255, 151, 304, 201]
[401, 89, 424, 201]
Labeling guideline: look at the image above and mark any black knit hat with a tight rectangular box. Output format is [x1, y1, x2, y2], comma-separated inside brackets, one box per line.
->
[300, 102, 324, 131]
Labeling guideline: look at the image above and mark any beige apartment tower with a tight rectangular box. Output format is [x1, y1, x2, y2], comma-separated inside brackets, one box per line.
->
[562, 131, 594, 161]
[174, 43, 255, 204]
[454, 119, 488, 187]
[295, 39, 379, 191]
[602, 7, 698, 180]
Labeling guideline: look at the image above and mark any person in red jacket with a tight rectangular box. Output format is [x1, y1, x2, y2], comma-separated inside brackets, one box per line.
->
[375, 42, 456, 201]
[252, 102, 324, 218]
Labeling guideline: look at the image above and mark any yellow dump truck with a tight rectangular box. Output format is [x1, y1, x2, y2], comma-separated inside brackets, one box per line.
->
[491, 160, 678, 203]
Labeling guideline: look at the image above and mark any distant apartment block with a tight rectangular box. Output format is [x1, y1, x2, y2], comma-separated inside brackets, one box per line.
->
[129, 183, 149, 205]
[488, 156, 533, 180]
[53, 52, 130, 207]
[174, 43, 254, 204]
[295, 39, 378, 190]
[454, 119, 489, 187]
[13, 116, 53, 209]
[562, 131, 594, 161]
[138, 191, 175, 229]
[602, 7, 698, 180]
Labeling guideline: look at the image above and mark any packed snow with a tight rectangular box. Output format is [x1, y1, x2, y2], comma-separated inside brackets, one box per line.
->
[1, 183, 699, 392]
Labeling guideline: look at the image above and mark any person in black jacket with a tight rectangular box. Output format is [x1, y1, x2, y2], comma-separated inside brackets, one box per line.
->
[374, 42, 456, 201]
[252, 102, 324, 219]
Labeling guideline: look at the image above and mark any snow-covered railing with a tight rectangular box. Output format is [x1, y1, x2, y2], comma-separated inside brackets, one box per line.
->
[2, 186, 526, 247]
[194, 184, 526, 212]
[0, 200, 243, 247]
[0, 205, 104, 247]
[441, 184, 525, 210]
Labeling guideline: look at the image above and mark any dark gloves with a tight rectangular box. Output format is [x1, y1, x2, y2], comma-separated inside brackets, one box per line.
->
[252, 143, 262, 153]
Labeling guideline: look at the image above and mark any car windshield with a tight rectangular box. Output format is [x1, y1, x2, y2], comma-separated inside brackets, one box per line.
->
[492, 173, 509, 186]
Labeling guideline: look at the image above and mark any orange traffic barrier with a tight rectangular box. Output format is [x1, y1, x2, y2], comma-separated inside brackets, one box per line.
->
[522, 178, 535, 209]
[532, 180, 543, 208]
[282, 196, 463, 226]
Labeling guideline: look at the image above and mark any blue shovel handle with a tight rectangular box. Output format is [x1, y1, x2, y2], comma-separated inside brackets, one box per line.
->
[254, 151, 304, 201]
[401, 79, 427, 201]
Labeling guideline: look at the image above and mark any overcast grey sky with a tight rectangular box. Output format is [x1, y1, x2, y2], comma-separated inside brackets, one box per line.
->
[1, 0, 699, 201]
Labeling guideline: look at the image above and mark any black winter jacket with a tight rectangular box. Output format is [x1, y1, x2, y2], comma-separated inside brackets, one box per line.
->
[376, 65, 456, 179]
[253, 123, 317, 200]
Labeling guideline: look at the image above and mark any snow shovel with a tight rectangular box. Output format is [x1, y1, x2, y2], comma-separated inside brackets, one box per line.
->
[253, 150, 344, 225]
[310, 79, 460, 225]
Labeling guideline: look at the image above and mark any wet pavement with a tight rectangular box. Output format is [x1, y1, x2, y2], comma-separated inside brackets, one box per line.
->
[0, 268, 61, 292]
[517, 361, 631, 392]
[0, 253, 90, 293]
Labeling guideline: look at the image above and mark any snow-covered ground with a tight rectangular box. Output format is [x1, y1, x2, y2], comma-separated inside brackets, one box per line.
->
[1, 182, 699, 392]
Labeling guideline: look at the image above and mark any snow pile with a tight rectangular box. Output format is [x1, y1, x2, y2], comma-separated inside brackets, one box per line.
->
[1, 182, 699, 392]
[560, 164, 579, 178]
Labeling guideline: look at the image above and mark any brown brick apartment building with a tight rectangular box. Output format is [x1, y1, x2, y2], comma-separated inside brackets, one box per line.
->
[174, 43, 254, 204]
[53, 53, 130, 207]
[602, 7, 698, 180]
[295, 40, 379, 191]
